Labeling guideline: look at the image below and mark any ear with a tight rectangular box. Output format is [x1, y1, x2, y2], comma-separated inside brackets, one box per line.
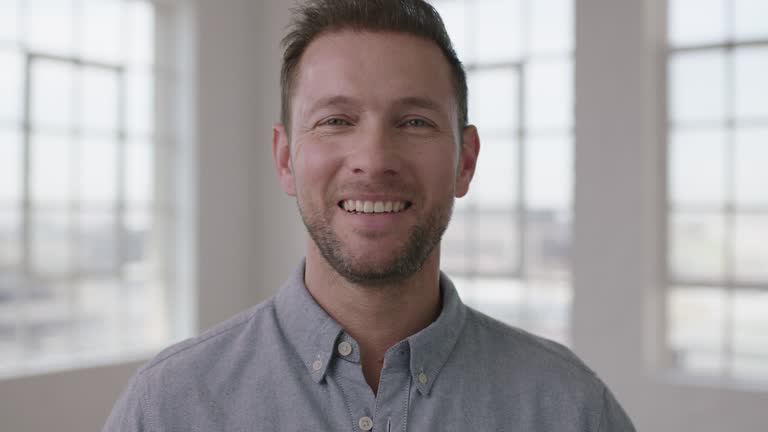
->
[272, 122, 296, 196]
[455, 125, 480, 198]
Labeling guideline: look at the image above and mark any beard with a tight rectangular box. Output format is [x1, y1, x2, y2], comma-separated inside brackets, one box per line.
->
[298, 194, 454, 285]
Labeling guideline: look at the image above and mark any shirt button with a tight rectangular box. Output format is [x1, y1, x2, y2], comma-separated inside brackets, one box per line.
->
[312, 360, 323, 371]
[338, 341, 353, 356]
[418, 372, 428, 385]
[358, 416, 373, 431]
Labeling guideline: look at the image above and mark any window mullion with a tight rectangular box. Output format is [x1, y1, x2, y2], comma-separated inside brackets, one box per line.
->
[19, 52, 33, 358]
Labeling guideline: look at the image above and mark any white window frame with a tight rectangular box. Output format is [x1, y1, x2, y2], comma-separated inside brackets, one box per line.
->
[663, 13, 768, 381]
[0, 0, 194, 379]
[432, 0, 575, 345]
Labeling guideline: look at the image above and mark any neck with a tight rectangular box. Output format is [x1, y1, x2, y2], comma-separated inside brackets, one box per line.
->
[303, 239, 442, 393]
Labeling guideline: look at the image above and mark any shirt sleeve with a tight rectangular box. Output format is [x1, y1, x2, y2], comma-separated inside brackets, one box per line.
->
[102, 370, 149, 432]
[597, 386, 637, 432]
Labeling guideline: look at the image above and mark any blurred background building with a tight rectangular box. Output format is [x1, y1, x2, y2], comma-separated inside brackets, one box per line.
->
[0, 0, 766, 430]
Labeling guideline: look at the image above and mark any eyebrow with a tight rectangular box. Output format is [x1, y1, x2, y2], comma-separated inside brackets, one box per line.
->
[307, 95, 361, 115]
[307, 95, 444, 115]
[393, 96, 442, 112]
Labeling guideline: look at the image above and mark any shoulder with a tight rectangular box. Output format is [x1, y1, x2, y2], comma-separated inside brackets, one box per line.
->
[461, 306, 601, 389]
[448, 307, 636, 431]
[137, 298, 280, 380]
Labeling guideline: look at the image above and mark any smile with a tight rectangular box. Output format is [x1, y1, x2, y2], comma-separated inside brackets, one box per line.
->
[338, 200, 412, 214]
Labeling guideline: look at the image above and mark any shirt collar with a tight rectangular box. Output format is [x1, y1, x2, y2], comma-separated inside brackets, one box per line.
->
[406, 271, 467, 395]
[274, 261, 342, 383]
[274, 260, 467, 394]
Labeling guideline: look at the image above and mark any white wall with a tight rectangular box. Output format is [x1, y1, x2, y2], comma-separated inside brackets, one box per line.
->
[0, 1, 300, 430]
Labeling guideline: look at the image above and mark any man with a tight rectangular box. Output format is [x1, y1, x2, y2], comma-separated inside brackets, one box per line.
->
[104, 0, 636, 430]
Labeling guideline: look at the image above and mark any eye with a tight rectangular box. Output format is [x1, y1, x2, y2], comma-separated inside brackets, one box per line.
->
[403, 118, 430, 128]
[321, 118, 350, 126]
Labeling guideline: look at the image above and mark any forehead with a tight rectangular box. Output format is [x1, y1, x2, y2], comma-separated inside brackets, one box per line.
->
[292, 30, 456, 117]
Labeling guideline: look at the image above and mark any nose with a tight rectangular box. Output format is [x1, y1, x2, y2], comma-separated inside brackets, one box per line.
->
[347, 124, 401, 178]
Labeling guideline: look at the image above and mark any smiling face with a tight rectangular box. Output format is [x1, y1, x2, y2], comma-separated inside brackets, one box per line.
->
[273, 30, 478, 285]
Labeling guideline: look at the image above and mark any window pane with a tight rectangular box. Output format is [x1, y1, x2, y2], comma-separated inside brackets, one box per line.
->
[77, 211, 117, 274]
[31, 133, 73, 204]
[0, 321, 20, 371]
[127, 1, 155, 67]
[442, 210, 470, 274]
[529, 0, 573, 54]
[733, 214, 768, 282]
[80, 137, 118, 204]
[734, 0, 768, 40]
[470, 136, 517, 209]
[0, 211, 21, 267]
[526, 211, 571, 279]
[124, 209, 151, 276]
[669, 212, 726, 281]
[472, 211, 518, 274]
[0, 129, 22, 203]
[468, 68, 518, 133]
[668, 0, 727, 46]
[125, 70, 154, 135]
[526, 135, 572, 211]
[80, 0, 123, 64]
[525, 59, 572, 131]
[470, 0, 522, 63]
[669, 52, 727, 124]
[81, 67, 120, 133]
[734, 128, 768, 207]
[21, 280, 74, 356]
[444, 211, 519, 276]
[0, 0, 19, 43]
[668, 287, 726, 374]
[523, 279, 571, 343]
[453, 276, 525, 326]
[30, 211, 72, 276]
[124, 279, 168, 349]
[25, 0, 75, 56]
[669, 128, 727, 207]
[31, 59, 75, 131]
[431, 1, 468, 62]
[733, 290, 768, 379]
[125, 140, 154, 205]
[0, 50, 23, 123]
[75, 278, 121, 352]
[734, 47, 768, 120]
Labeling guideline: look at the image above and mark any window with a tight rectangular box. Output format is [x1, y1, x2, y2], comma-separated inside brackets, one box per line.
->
[431, 0, 573, 344]
[0, 0, 179, 377]
[666, 0, 768, 380]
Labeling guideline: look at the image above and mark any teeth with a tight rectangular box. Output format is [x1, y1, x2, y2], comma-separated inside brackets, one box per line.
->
[341, 200, 409, 214]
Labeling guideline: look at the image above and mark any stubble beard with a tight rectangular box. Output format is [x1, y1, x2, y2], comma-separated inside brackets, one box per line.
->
[298, 196, 454, 286]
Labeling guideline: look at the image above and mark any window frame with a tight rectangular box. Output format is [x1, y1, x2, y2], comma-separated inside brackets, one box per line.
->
[0, 0, 188, 380]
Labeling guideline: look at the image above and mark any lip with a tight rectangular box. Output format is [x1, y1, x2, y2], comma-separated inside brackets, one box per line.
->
[339, 206, 409, 231]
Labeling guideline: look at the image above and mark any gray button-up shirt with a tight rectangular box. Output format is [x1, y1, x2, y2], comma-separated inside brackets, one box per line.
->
[104, 262, 636, 431]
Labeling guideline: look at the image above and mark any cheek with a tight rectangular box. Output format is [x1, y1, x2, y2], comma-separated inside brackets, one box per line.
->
[417, 151, 458, 191]
[292, 143, 344, 197]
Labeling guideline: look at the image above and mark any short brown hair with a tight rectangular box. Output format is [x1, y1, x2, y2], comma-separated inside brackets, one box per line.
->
[280, 0, 467, 131]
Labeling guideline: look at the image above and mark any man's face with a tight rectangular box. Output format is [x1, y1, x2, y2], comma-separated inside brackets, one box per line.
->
[273, 30, 478, 284]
